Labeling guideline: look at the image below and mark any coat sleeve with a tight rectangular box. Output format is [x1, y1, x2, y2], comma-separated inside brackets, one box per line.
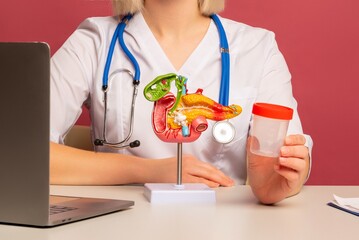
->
[50, 18, 103, 143]
[255, 32, 313, 178]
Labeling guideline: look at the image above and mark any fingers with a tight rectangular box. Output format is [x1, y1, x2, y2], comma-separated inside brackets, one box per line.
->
[284, 134, 306, 146]
[281, 145, 308, 160]
[182, 156, 235, 187]
[277, 134, 308, 183]
[187, 165, 234, 187]
[278, 157, 306, 173]
[275, 156, 306, 183]
[187, 176, 220, 188]
[277, 144, 309, 183]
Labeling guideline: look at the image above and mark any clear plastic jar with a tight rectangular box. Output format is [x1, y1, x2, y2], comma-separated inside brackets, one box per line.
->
[250, 103, 293, 157]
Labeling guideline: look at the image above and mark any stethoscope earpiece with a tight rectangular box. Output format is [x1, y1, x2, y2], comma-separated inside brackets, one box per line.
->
[94, 139, 104, 146]
[94, 139, 140, 149]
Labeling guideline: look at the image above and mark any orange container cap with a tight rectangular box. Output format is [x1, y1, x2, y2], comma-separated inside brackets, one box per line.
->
[252, 103, 293, 120]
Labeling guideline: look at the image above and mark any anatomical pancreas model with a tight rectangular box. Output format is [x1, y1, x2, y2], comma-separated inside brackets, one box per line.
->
[143, 73, 242, 143]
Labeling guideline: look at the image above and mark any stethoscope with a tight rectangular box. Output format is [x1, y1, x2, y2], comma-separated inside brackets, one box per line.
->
[94, 13, 235, 149]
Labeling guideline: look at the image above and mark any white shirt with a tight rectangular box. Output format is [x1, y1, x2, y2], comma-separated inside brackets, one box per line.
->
[50, 12, 313, 184]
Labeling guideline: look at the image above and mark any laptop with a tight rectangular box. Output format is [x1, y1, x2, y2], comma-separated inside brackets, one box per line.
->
[0, 42, 134, 227]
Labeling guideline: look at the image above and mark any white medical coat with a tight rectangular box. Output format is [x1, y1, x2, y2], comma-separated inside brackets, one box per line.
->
[50, 13, 313, 184]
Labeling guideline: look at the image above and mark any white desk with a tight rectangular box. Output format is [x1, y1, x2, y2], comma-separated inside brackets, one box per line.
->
[0, 185, 358, 240]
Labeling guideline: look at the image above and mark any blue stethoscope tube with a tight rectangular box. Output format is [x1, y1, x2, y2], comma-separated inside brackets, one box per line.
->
[211, 14, 230, 106]
[102, 14, 140, 91]
[97, 14, 232, 148]
[102, 14, 229, 104]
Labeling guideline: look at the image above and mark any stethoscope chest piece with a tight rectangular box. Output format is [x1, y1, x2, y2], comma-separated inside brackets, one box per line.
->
[212, 121, 235, 144]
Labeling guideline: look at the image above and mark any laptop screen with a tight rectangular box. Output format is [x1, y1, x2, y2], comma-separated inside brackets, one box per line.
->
[0, 42, 51, 225]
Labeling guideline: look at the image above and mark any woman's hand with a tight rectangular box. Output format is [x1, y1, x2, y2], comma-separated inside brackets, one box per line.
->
[149, 154, 235, 188]
[247, 134, 310, 204]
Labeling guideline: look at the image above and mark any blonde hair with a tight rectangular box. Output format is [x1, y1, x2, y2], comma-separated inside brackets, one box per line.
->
[112, 0, 225, 16]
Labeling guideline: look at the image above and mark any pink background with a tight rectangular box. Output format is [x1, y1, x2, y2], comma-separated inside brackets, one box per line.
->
[1, 0, 358, 185]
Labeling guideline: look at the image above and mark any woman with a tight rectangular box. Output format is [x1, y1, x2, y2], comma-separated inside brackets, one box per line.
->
[50, 0, 312, 204]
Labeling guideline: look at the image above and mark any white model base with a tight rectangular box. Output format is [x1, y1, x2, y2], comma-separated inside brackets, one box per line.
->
[144, 183, 216, 203]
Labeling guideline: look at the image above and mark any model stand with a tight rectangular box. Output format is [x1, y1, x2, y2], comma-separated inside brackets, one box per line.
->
[142, 73, 241, 203]
[144, 143, 216, 203]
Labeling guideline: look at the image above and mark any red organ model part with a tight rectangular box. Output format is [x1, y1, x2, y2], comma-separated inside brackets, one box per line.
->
[144, 73, 242, 143]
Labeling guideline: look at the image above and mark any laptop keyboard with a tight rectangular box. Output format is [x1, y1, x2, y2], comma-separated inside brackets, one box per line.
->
[50, 205, 78, 215]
